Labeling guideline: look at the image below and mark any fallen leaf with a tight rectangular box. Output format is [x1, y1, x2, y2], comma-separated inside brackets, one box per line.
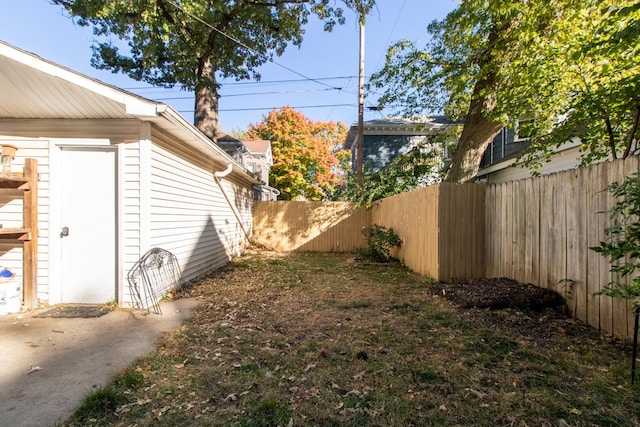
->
[439, 404, 447, 411]
[353, 370, 366, 380]
[465, 388, 487, 399]
[25, 366, 42, 375]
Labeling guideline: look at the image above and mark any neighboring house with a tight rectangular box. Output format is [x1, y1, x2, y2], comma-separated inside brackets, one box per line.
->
[215, 131, 278, 200]
[0, 40, 260, 310]
[343, 116, 460, 172]
[241, 139, 279, 201]
[216, 131, 245, 163]
[476, 122, 583, 183]
[242, 139, 271, 183]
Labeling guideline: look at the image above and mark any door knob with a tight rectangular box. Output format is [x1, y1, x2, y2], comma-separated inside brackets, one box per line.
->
[60, 226, 69, 237]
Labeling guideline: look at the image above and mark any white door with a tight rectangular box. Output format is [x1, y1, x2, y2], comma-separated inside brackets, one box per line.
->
[60, 148, 117, 303]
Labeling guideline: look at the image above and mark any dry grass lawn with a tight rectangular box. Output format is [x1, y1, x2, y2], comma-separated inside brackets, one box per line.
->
[66, 251, 640, 426]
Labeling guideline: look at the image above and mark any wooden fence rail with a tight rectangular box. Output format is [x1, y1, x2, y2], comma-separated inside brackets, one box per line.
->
[252, 157, 639, 340]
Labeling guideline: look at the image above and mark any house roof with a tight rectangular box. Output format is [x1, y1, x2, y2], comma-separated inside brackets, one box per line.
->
[242, 139, 271, 155]
[343, 116, 461, 150]
[215, 130, 243, 145]
[0, 40, 258, 185]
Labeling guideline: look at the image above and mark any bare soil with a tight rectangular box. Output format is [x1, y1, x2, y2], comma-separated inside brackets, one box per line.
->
[427, 276, 602, 350]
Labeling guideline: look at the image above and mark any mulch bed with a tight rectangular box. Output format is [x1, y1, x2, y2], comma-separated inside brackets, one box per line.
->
[431, 277, 566, 311]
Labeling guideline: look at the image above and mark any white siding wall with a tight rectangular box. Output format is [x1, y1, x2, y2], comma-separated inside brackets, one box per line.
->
[0, 136, 50, 304]
[120, 140, 143, 306]
[148, 133, 253, 283]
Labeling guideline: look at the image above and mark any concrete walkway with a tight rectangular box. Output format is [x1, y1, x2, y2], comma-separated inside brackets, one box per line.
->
[0, 298, 199, 427]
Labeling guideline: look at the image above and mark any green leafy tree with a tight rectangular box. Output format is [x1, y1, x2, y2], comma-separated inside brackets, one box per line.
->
[339, 141, 448, 208]
[370, 0, 640, 182]
[515, 2, 640, 171]
[247, 106, 349, 200]
[53, 0, 375, 140]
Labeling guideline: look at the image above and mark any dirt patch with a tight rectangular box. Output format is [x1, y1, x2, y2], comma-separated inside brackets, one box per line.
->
[430, 277, 566, 311]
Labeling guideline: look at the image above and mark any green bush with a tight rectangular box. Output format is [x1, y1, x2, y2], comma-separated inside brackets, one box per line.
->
[591, 172, 640, 306]
[356, 224, 402, 262]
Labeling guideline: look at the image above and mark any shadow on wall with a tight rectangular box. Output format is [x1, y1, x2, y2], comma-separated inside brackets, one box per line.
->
[252, 202, 371, 252]
[180, 216, 232, 284]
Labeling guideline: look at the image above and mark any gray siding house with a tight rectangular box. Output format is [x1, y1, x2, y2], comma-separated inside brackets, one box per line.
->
[343, 117, 459, 172]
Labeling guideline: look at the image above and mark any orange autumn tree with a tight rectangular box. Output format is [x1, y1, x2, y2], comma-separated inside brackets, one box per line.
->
[247, 106, 349, 200]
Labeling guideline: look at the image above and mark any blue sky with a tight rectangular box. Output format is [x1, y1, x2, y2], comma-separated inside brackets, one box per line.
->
[0, 0, 457, 132]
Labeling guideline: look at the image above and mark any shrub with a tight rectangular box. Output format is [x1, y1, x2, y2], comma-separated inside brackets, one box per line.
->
[356, 224, 402, 262]
[591, 172, 640, 306]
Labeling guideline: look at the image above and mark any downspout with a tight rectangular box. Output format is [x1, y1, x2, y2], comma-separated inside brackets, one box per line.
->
[213, 164, 252, 242]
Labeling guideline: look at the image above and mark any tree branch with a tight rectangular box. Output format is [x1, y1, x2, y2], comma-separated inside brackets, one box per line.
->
[600, 108, 617, 159]
[623, 102, 640, 159]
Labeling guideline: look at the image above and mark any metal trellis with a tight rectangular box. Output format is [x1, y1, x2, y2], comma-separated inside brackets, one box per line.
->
[127, 248, 182, 314]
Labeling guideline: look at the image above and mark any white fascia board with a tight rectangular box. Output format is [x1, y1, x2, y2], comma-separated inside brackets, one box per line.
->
[125, 97, 161, 117]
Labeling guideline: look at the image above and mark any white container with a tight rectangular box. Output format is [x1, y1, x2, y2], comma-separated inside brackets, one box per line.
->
[0, 278, 22, 314]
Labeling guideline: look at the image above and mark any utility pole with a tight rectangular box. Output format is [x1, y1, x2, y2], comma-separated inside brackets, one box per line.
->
[356, 10, 365, 185]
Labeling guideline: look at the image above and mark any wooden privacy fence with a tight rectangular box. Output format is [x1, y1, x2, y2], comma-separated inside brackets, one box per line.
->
[252, 201, 371, 252]
[252, 183, 486, 280]
[370, 183, 486, 280]
[485, 157, 640, 340]
[252, 157, 639, 340]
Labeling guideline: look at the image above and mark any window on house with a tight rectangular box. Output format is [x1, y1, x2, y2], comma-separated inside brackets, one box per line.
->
[247, 163, 256, 174]
[514, 118, 535, 142]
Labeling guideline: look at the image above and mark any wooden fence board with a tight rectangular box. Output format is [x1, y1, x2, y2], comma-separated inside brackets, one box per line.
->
[498, 182, 507, 277]
[490, 184, 498, 277]
[539, 175, 552, 289]
[525, 178, 540, 285]
[598, 162, 614, 335]
[566, 168, 587, 322]
[610, 160, 628, 338]
[623, 157, 640, 338]
[503, 182, 514, 278]
[556, 173, 568, 296]
[511, 180, 523, 281]
[488, 185, 495, 277]
[586, 164, 602, 330]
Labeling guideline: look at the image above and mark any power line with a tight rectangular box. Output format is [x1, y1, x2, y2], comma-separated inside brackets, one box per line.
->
[178, 103, 357, 113]
[122, 75, 359, 90]
[373, 0, 407, 72]
[154, 87, 346, 101]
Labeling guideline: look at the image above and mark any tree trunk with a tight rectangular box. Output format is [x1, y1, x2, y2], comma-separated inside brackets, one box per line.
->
[445, 75, 503, 183]
[194, 59, 219, 141]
